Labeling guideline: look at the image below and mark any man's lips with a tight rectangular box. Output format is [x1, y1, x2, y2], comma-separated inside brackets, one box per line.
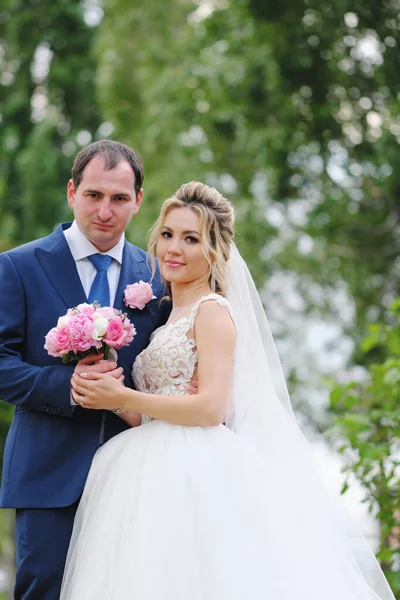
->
[93, 222, 114, 230]
[165, 260, 185, 268]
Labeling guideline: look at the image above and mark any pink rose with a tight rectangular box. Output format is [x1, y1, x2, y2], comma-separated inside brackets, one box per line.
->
[69, 313, 97, 353]
[124, 281, 156, 310]
[55, 324, 72, 354]
[44, 327, 63, 357]
[76, 303, 95, 316]
[122, 318, 136, 345]
[103, 317, 128, 348]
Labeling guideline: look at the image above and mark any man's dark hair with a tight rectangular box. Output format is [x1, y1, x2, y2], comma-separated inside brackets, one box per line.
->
[72, 140, 144, 195]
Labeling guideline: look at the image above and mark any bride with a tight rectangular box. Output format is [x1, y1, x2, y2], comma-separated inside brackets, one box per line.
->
[61, 182, 395, 599]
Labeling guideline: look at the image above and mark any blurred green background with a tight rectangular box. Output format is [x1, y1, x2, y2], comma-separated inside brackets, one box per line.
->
[0, 0, 399, 596]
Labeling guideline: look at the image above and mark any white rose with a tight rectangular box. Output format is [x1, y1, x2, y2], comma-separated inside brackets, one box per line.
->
[77, 302, 92, 311]
[57, 316, 71, 327]
[92, 316, 108, 340]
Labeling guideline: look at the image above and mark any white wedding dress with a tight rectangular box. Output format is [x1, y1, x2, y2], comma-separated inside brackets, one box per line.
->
[60, 294, 393, 600]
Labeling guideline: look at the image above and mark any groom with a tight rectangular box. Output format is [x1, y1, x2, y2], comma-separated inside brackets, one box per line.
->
[0, 140, 169, 599]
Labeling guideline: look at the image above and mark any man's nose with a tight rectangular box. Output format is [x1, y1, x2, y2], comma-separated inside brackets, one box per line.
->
[97, 199, 113, 221]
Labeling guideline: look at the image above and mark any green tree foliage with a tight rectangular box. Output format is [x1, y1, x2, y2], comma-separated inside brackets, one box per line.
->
[0, 0, 101, 250]
[95, 0, 400, 341]
[94, 0, 278, 283]
[330, 299, 400, 593]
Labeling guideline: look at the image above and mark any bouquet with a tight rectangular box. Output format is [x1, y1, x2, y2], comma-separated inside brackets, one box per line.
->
[44, 302, 136, 364]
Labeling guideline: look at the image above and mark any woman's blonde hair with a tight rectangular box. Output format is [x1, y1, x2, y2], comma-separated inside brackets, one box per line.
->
[148, 182, 235, 297]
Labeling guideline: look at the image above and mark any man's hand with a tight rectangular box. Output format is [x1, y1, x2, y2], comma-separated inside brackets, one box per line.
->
[72, 354, 124, 406]
[74, 353, 124, 379]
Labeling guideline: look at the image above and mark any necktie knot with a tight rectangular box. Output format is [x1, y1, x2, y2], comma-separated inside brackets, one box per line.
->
[88, 254, 113, 273]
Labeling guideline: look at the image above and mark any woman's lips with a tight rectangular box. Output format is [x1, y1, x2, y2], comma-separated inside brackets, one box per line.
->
[165, 260, 185, 268]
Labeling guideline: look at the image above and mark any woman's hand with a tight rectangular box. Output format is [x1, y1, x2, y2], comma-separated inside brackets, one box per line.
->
[71, 371, 128, 411]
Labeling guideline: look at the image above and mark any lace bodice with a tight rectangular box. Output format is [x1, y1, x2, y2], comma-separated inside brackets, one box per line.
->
[132, 294, 233, 423]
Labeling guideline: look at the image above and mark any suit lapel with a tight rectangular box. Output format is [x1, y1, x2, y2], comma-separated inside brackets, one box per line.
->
[36, 224, 87, 309]
[36, 227, 147, 312]
[113, 241, 146, 312]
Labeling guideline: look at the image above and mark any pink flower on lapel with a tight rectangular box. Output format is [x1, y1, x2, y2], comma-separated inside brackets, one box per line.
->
[124, 281, 156, 310]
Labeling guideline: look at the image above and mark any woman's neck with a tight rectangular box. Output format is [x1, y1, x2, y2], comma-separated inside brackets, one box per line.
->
[170, 281, 212, 308]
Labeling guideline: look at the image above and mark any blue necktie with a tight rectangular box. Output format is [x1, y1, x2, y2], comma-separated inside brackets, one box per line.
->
[88, 254, 113, 306]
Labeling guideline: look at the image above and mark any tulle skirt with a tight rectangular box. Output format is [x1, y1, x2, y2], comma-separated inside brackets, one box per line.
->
[60, 420, 385, 599]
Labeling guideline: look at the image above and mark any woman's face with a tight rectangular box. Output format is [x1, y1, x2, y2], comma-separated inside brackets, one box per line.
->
[156, 207, 210, 288]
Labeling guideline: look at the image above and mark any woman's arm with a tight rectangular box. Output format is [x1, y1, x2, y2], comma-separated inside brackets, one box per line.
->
[114, 410, 143, 427]
[72, 301, 236, 427]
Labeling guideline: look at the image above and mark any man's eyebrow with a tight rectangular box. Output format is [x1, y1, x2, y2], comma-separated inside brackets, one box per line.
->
[83, 188, 103, 194]
[83, 189, 131, 197]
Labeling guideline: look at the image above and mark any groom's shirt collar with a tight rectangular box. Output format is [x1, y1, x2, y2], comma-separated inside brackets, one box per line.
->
[64, 220, 125, 264]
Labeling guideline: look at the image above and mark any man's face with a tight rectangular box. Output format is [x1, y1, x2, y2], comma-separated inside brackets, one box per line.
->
[67, 156, 143, 252]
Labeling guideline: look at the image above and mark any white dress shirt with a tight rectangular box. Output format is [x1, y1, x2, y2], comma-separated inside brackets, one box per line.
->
[64, 220, 124, 306]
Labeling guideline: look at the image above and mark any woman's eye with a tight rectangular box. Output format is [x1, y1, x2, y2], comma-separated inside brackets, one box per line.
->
[186, 236, 198, 244]
[161, 231, 172, 238]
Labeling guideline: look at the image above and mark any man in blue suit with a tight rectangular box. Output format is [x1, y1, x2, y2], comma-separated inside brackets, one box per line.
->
[0, 140, 168, 599]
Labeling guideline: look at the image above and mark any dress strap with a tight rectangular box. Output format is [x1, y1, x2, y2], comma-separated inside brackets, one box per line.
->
[187, 293, 234, 330]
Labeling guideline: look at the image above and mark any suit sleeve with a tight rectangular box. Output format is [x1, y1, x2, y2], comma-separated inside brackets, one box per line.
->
[0, 252, 75, 417]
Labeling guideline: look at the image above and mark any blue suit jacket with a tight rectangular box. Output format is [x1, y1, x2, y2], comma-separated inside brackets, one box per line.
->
[0, 224, 168, 508]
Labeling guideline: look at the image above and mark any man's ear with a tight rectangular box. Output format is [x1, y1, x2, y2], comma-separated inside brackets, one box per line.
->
[133, 188, 143, 215]
[67, 180, 75, 209]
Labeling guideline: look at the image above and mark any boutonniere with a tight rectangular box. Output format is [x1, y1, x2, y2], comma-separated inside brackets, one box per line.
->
[124, 281, 156, 310]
